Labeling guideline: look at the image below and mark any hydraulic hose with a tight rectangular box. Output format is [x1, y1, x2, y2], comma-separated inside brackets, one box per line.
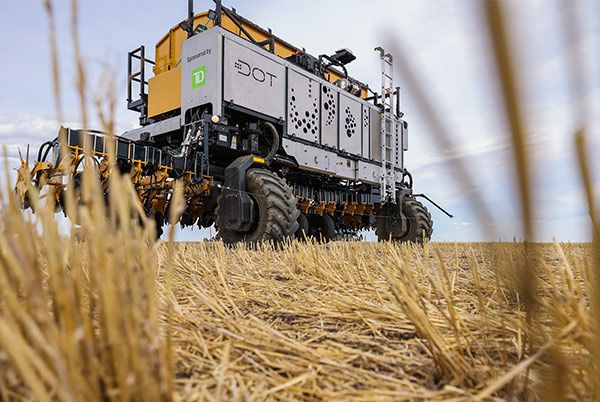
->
[35, 141, 56, 184]
[403, 168, 413, 189]
[37, 141, 56, 163]
[262, 121, 279, 163]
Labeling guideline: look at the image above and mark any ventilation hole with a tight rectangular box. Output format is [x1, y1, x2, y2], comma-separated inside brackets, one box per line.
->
[304, 111, 309, 117]
[291, 88, 295, 92]
[347, 129, 352, 137]
[307, 123, 311, 129]
[303, 127, 308, 133]
[323, 87, 327, 93]
[324, 103, 329, 110]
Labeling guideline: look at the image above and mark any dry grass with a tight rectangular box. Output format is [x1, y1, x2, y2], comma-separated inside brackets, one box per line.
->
[1, 158, 596, 400]
[0, 170, 173, 402]
[159, 241, 596, 401]
[0, 189, 596, 400]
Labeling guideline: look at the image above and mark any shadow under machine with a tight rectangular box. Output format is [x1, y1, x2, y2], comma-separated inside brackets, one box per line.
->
[16, 0, 452, 243]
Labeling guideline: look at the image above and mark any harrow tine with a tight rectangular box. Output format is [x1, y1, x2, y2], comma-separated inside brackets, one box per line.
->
[18, 147, 24, 165]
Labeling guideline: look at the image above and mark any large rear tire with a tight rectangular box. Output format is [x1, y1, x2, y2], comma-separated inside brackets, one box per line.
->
[295, 212, 309, 240]
[375, 198, 433, 244]
[308, 213, 336, 242]
[216, 169, 299, 244]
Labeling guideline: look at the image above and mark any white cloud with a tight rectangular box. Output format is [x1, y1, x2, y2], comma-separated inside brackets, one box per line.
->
[451, 222, 472, 227]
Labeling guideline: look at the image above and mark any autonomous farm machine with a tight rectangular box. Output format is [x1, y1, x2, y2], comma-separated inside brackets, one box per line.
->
[15, 1, 451, 244]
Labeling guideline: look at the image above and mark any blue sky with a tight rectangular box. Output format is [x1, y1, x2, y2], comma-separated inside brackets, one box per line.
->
[0, 0, 598, 242]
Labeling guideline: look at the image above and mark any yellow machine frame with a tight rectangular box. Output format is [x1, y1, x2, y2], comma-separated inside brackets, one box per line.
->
[148, 11, 368, 119]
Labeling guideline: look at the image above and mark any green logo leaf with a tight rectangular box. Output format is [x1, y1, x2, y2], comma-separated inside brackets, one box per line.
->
[192, 66, 206, 88]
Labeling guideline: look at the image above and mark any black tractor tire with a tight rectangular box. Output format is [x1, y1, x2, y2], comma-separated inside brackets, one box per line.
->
[198, 214, 215, 229]
[295, 212, 309, 240]
[375, 198, 433, 244]
[17, 189, 33, 211]
[308, 213, 336, 242]
[154, 212, 165, 239]
[216, 169, 299, 244]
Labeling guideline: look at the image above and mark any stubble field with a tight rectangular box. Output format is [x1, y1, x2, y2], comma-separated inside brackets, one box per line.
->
[0, 178, 595, 400]
[161, 241, 594, 400]
[1, 0, 597, 400]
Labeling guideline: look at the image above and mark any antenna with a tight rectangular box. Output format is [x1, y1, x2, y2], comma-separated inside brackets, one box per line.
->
[187, 0, 194, 38]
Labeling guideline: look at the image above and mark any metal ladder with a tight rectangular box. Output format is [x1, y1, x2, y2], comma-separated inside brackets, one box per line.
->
[375, 47, 396, 202]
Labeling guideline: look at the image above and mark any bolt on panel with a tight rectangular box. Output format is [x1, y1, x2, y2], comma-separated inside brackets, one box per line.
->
[369, 107, 382, 161]
[402, 120, 408, 151]
[361, 105, 370, 159]
[283, 138, 331, 173]
[223, 36, 286, 120]
[181, 28, 223, 120]
[320, 83, 339, 149]
[287, 69, 320, 143]
[394, 120, 403, 169]
[339, 92, 362, 156]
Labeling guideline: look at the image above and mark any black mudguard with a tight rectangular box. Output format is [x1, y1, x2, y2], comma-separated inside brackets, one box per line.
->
[220, 155, 266, 231]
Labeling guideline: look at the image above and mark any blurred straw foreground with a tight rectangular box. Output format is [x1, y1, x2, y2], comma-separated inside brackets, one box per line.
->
[0, 0, 598, 400]
[0, 187, 596, 400]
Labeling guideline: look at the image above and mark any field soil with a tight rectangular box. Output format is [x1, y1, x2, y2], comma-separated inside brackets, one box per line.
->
[158, 241, 594, 400]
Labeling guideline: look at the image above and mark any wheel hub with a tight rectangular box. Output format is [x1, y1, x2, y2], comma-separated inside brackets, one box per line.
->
[386, 215, 407, 237]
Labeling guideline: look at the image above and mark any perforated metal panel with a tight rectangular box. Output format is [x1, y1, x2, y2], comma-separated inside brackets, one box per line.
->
[320, 83, 338, 148]
[402, 120, 408, 151]
[394, 120, 402, 169]
[361, 105, 370, 158]
[338, 93, 362, 156]
[287, 70, 320, 143]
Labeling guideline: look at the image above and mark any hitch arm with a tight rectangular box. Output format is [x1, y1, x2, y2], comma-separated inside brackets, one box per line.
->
[413, 193, 454, 218]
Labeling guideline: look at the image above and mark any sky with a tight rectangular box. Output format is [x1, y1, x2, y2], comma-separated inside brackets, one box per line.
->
[0, 0, 598, 242]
